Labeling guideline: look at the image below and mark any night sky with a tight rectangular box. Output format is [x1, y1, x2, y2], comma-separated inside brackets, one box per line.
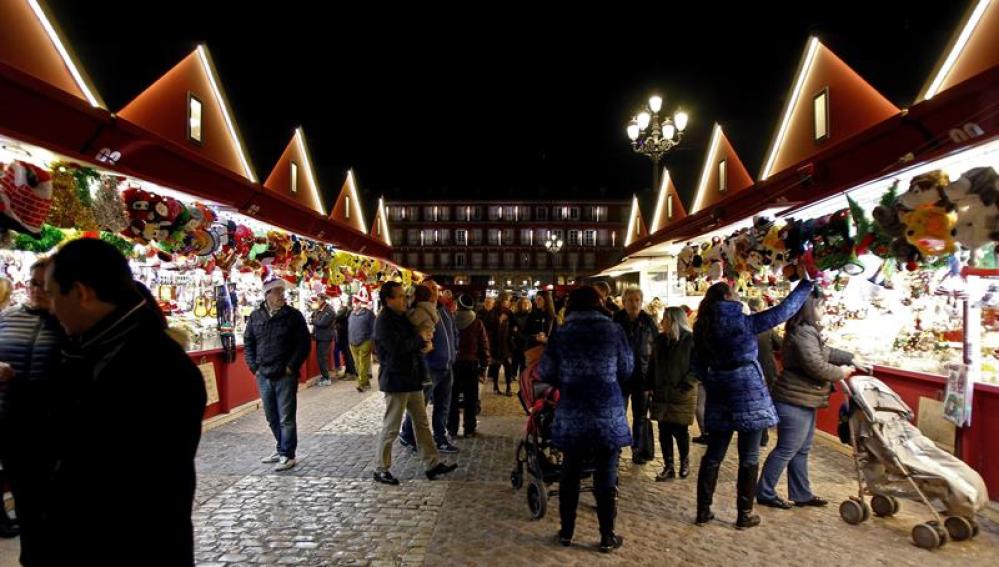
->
[49, 1, 968, 218]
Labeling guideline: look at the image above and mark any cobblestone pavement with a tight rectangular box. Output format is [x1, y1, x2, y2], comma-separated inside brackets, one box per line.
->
[1, 375, 997, 566]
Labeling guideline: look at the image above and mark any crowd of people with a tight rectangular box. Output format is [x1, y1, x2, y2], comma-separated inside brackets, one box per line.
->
[0, 241, 871, 562]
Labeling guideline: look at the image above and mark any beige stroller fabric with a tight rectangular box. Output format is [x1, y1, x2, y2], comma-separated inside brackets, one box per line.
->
[849, 376, 989, 518]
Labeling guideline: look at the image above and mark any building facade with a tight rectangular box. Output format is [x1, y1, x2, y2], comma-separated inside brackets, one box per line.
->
[384, 200, 629, 289]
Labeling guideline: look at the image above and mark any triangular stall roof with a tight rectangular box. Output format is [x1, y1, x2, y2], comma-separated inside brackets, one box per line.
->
[649, 167, 687, 234]
[370, 196, 392, 246]
[690, 124, 754, 214]
[760, 37, 900, 181]
[624, 194, 649, 247]
[328, 169, 368, 234]
[263, 127, 325, 215]
[919, 0, 999, 102]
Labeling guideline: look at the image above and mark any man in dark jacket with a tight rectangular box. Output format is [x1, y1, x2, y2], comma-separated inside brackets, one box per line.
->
[311, 294, 336, 385]
[594, 280, 621, 314]
[373, 282, 457, 485]
[43, 239, 206, 565]
[613, 287, 658, 464]
[479, 293, 513, 395]
[0, 257, 65, 564]
[448, 294, 490, 438]
[400, 281, 460, 454]
[245, 278, 311, 472]
[334, 301, 356, 379]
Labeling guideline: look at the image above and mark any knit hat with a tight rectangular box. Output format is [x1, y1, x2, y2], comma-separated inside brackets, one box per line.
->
[458, 293, 475, 310]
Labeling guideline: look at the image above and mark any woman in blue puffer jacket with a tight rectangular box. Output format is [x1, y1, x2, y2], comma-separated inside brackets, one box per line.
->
[692, 277, 813, 529]
[539, 285, 633, 553]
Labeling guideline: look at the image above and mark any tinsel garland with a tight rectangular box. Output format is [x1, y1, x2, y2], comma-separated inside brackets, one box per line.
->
[47, 163, 98, 230]
[92, 175, 129, 232]
[100, 231, 135, 257]
[13, 224, 65, 253]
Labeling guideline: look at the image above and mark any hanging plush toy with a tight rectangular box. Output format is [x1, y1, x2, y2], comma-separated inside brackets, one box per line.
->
[901, 206, 958, 257]
[677, 244, 696, 279]
[122, 187, 170, 243]
[811, 209, 864, 275]
[705, 238, 724, 281]
[0, 160, 54, 236]
[945, 167, 999, 259]
[899, 170, 950, 210]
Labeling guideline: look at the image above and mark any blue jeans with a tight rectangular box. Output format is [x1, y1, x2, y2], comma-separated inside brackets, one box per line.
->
[703, 428, 763, 468]
[400, 368, 453, 445]
[257, 373, 298, 459]
[758, 401, 817, 502]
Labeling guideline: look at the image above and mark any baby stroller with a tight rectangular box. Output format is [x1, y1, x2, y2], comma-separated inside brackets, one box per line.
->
[510, 346, 594, 519]
[838, 375, 989, 549]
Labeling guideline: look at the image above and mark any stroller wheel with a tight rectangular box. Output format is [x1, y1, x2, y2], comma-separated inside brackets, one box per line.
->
[511, 468, 524, 489]
[871, 495, 899, 518]
[945, 516, 974, 542]
[912, 522, 947, 549]
[527, 480, 548, 520]
[839, 497, 870, 525]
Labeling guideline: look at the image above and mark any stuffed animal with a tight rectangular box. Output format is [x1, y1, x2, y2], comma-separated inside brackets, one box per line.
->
[677, 244, 696, 279]
[901, 206, 957, 257]
[947, 167, 999, 257]
[899, 170, 950, 210]
[944, 166, 999, 207]
[0, 160, 53, 236]
[705, 238, 725, 281]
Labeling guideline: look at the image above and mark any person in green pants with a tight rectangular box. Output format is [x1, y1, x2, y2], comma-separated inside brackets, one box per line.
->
[349, 287, 377, 392]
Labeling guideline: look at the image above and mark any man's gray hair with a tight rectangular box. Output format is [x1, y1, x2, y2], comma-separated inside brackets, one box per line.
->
[622, 286, 643, 300]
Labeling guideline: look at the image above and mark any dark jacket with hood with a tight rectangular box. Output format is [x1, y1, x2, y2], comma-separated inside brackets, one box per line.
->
[479, 306, 512, 360]
[311, 302, 336, 342]
[647, 330, 698, 424]
[692, 279, 813, 432]
[374, 306, 427, 392]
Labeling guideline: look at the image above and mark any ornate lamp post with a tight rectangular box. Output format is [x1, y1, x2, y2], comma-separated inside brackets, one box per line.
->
[627, 94, 688, 192]
[544, 231, 564, 287]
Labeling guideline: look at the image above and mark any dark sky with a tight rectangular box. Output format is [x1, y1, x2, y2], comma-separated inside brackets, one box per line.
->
[49, 1, 968, 218]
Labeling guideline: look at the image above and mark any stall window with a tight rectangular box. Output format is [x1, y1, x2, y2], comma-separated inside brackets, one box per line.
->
[187, 93, 203, 144]
[345, 196, 351, 219]
[814, 87, 830, 142]
[667, 195, 674, 219]
[290, 162, 298, 193]
[718, 160, 728, 193]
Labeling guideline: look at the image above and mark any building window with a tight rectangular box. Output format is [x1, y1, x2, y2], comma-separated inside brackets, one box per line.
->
[552, 253, 563, 267]
[408, 206, 419, 220]
[503, 206, 515, 220]
[455, 252, 466, 267]
[471, 229, 483, 245]
[814, 87, 830, 142]
[423, 253, 435, 268]
[290, 162, 298, 193]
[584, 253, 596, 269]
[392, 252, 404, 265]
[521, 253, 532, 269]
[489, 206, 501, 221]
[407, 252, 419, 267]
[521, 228, 534, 246]
[440, 252, 451, 267]
[472, 206, 483, 220]
[187, 93, 203, 144]
[584, 230, 596, 247]
[488, 252, 499, 268]
[568, 252, 580, 269]
[390, 207, 404, 221]
[598, 229, 611, 246]
[345, 196, 351, 219]
[471, 253, 483, 268]
[438, 229, 450, 244]
[568, 230, 580, 246]
[536, 206, 548, 221]
[439, 206, 450, 221]
[718, 159, 728, 193]
[407, 229, 419, 244]
[569, 207, 580, 220]
[667, 194, 674, 219]
[503, 229, 514, 245]
[391, 229, 403, 244]
[455, 229, 468, 246]
[488, 229, 500, 245]
[503, 252, 515, 268]
[536, 252, 548, 268]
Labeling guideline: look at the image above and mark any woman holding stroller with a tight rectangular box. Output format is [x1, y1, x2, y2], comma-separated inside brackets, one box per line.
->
[648, 306, 697, 481]
[539, 286, 633, 553]
[756, 290, 867, 509]
[693, 277, 813, 529]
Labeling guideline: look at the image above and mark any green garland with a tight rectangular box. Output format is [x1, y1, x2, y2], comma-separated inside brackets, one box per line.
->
[72, 165, 100, 207]
[13, 224, 65, 253]
[100, 231, 135, 257]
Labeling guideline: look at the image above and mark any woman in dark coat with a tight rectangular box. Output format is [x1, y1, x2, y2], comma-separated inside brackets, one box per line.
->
[692, 277, 813, 529]
[647, 307, 697, 481]
[757, 292, 865, 509]
[539, 286, 633, 553]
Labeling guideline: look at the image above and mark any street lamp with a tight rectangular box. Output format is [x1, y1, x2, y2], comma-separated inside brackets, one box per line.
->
[627, 93, 688, 193]
[544, 231, 564, 287]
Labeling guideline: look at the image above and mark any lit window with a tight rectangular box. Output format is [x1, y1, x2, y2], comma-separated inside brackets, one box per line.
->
[290, 162, 298, 193]
[345, 196, 351, 219]
[814, 88, 830, 142]
[719, 160, 727, 193]
[667, 195, 674, 219]
[188, 93, 203, 144]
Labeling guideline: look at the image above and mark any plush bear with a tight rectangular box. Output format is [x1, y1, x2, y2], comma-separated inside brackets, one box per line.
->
[943, 166, 999, 207]
[947, 167, 999, 256]
[705, 238, 725, 281]
[677, 244, 696, 279]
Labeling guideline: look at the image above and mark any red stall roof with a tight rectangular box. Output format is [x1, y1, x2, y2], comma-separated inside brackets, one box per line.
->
[328, 169, 368, 235]
[370, 196, 393, 246]
[919, 0, 999, 102]
[649, 167, 686, 234]
[624, 195, 649, 247]
[689, 124, 754, 214]
[263, 127, 326, 216]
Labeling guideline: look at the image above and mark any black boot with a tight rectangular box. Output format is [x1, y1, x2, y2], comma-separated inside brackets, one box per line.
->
[695, 459, 720, 524]
[656, 455, 675, 481]
[736, 463, 762, 529]
[595, 488, 622, 552]
[0, 504, 18, 539]
[679, 458, 691, 479]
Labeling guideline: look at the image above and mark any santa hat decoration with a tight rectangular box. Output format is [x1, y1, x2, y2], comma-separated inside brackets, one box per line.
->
[262, 277, 289, 295]
[353, 285, 372, 307]
[0, 160, 54, 235]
